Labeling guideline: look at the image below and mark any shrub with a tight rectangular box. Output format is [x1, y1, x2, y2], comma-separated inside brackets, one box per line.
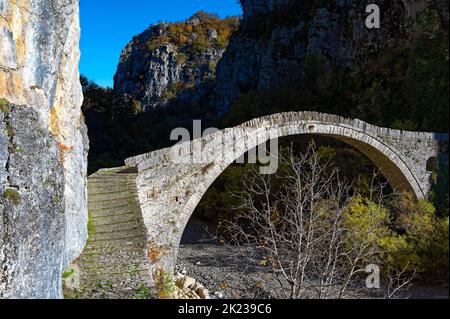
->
[393, 195, 449, 275]
[343, 196, 393, 244]
[391, 119, 417, 131]
[62, 269, 75, 279]
[0, 98, 10, 114]
[3, 188, 21, 205]
[147, 12, 239, 53]
[343, 194, 449, 279]
[154, 269, 175, 299]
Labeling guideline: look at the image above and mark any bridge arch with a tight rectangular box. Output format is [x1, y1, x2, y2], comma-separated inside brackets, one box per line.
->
[124, 112, 444, 281]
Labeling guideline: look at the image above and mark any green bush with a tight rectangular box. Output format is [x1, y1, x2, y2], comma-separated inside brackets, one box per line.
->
[3, 188, 21, 205]
[147, 12, 239, 53]
[392, 195, 449, 275]
[0, 98, 9, 114]
[62, 269, 75, 279]
[341, 194, 448, 278]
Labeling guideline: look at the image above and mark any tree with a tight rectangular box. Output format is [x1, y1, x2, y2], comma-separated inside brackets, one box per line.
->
[222, 142, 417, 299]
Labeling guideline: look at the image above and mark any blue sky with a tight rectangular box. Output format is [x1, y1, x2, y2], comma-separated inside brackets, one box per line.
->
[79, 0, 242, 87]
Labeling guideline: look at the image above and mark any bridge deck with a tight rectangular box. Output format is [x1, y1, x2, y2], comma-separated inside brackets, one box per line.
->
[124, 111, 447, 169]
[65, 168, 155, 299]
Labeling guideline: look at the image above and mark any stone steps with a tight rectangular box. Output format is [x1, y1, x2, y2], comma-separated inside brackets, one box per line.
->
[90, 211, 141, 222]
[66, 170, 155, 299]
[88, 177, 136, 184]
[89, 236, 145, 245]
[88, 198, 139, 210]
[93, 215, 143, 226]
[87, 182, 137, 190]
[90, 177, 135, 183]
[94, 220, 143, 233]
[79, 251, 149, 265]
[89, 192, 138, 202]
[90, 230, 144, 242]
[87, 238, 147, 248]
[89, 207, 141, 217]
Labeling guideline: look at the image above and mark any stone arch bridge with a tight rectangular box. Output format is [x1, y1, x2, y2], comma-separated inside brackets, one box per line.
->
[79, 112, 447, 293]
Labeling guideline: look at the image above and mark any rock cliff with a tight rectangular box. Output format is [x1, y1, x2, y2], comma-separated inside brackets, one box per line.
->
[215, 0, 433, 113]
[113, 1, 447, 117]
[114, 12, 239, 112]
[0, 0, 88, 298]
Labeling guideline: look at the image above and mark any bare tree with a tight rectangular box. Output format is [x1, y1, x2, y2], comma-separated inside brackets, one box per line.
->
[222, 142, 415, 299]
[385, 263, 418, 299]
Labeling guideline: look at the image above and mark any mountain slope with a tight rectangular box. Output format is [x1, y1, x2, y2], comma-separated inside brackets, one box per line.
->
[114, 12, 239, 112]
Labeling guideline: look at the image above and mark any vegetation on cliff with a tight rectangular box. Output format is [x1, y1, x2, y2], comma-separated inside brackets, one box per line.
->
[150, 11, 239, 51]
[222, 6, 448, 133]
[114, 11, 239, 111]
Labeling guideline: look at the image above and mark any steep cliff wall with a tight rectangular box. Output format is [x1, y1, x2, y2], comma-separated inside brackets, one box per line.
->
[215, 0, 433, 113]
[0, 0, 88, 298]
[114, 12, 239, 112]
[113, 0, 446, 119]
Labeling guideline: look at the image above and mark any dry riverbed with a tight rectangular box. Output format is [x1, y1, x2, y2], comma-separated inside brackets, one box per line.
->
[177, 220, 449, 300]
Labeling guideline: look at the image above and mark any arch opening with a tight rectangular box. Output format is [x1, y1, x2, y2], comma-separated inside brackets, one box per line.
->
[181, 135, 395, 243]
[174, 134, 417, 298]
[177, 130, 422, 244]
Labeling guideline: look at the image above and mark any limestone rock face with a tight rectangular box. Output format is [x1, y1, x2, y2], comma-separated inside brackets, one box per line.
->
[215, 0, 434, 113]
[114, 13, 239, 112]
[0, 0, 88, 299]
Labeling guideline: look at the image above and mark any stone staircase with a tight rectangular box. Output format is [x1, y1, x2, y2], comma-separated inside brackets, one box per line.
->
[64, 168, 155, 299]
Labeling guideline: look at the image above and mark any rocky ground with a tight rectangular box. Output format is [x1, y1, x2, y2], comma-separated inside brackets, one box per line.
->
[176, 219, 449, 300]
[176, 244, 281, 299]
[65, 211, 448, 300]
[176, 243, 449, 300]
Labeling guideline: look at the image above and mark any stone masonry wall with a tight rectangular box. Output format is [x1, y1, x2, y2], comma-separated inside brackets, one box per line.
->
[124, 112, 447, 283]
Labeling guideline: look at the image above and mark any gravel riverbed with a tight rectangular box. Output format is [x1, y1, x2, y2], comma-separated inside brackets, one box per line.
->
[177, 220, 449, 300]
